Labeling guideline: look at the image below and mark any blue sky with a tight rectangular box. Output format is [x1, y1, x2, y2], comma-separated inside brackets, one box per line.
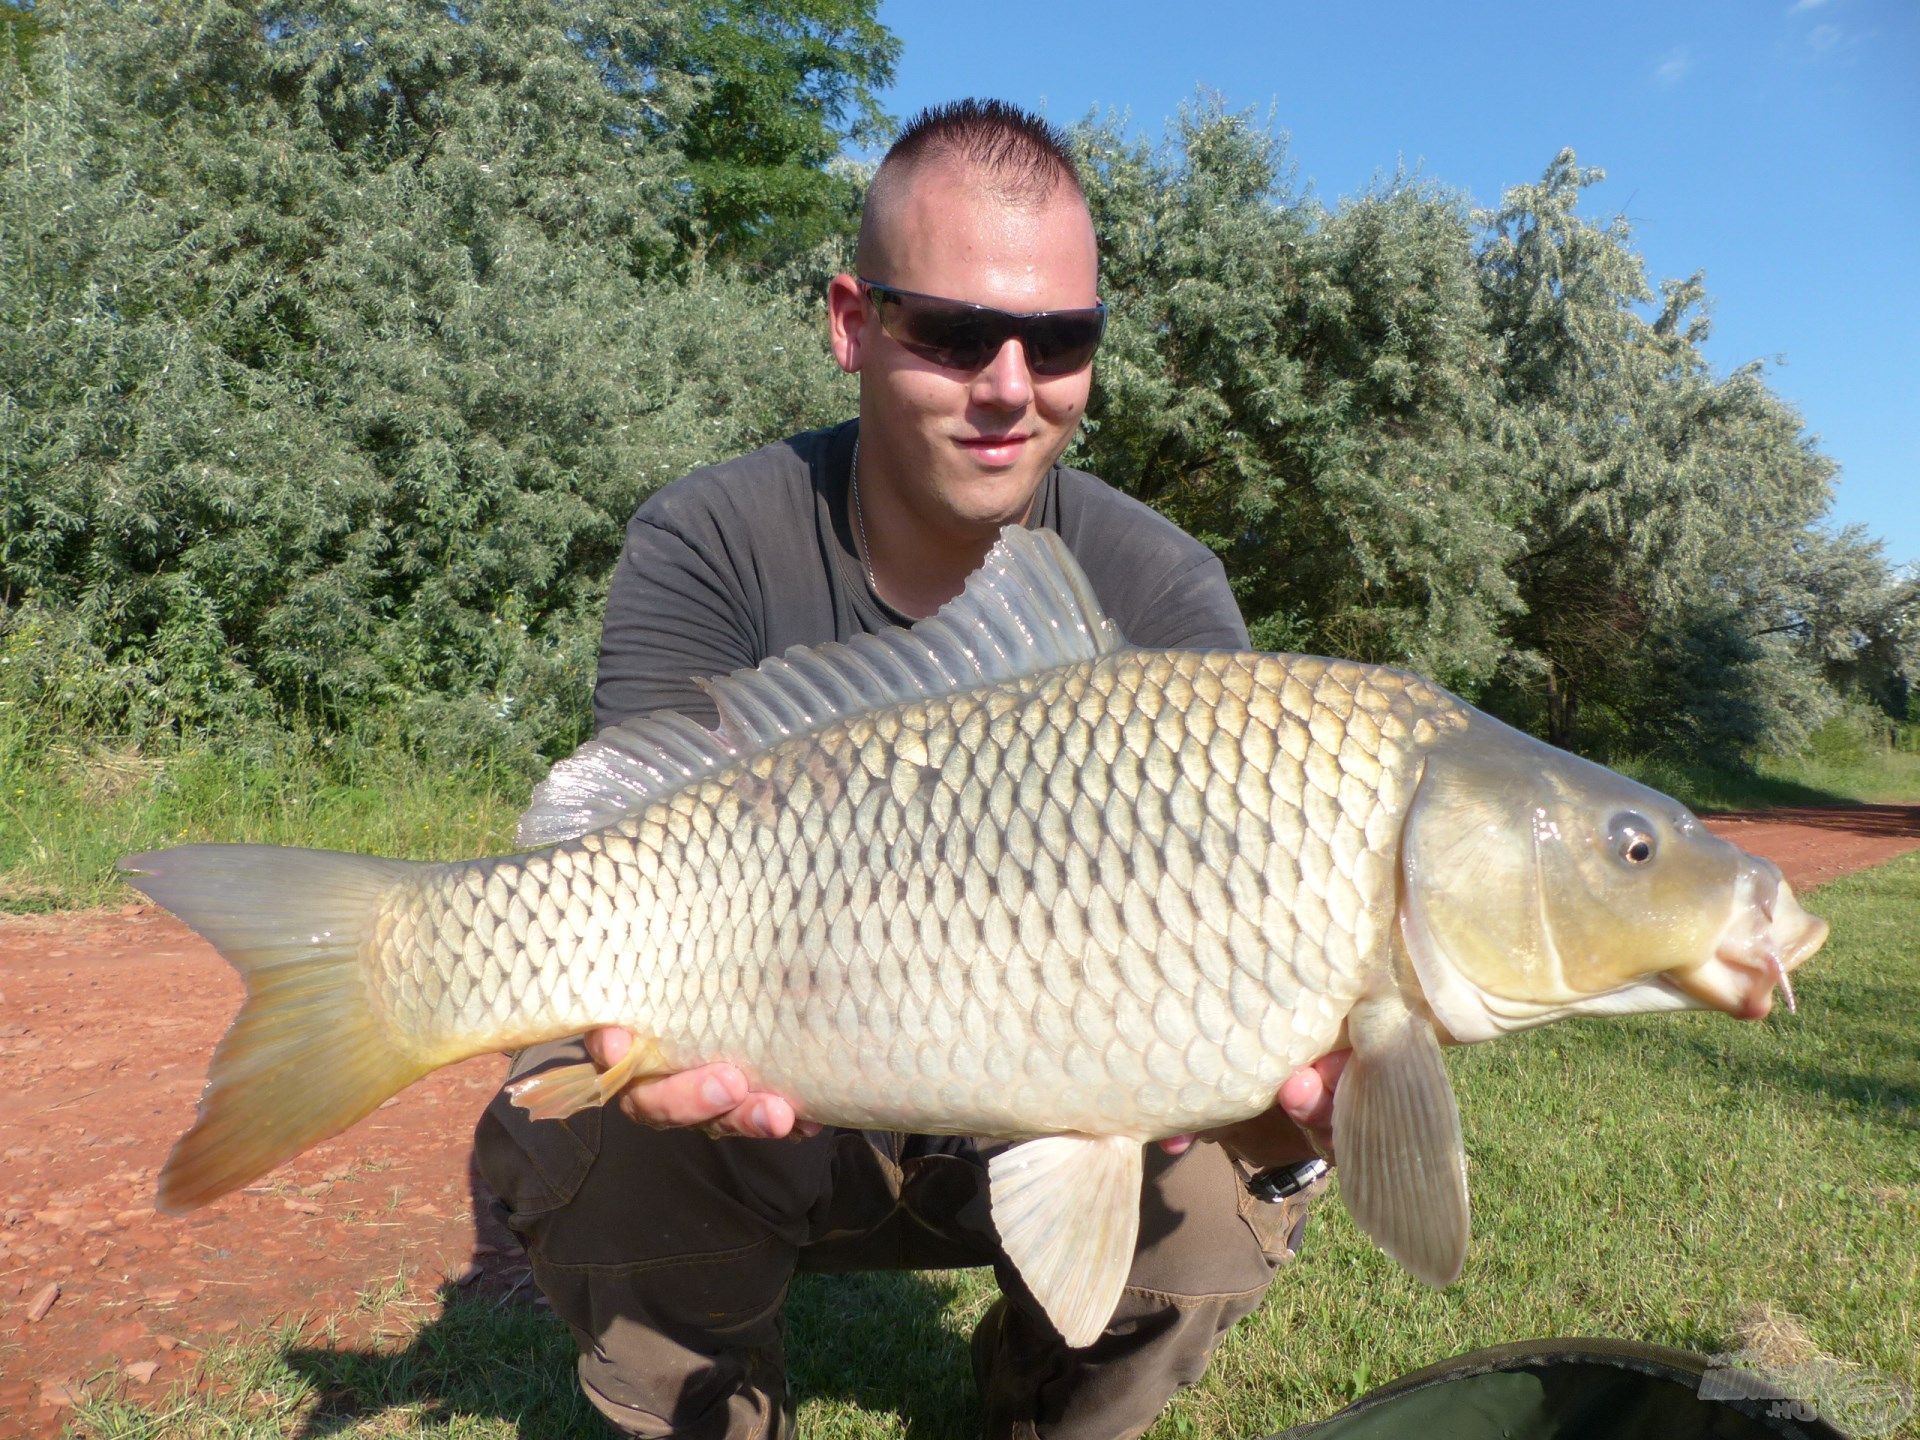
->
[875, 0, 1920, 570]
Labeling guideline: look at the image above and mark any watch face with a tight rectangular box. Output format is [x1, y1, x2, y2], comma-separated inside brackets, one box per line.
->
[1249, 1158, 1330, 1203]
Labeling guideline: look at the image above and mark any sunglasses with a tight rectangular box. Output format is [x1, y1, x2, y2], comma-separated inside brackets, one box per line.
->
[858, 278, 1107, 377]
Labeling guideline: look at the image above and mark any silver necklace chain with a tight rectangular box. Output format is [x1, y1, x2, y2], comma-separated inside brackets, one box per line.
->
[850, 435, 878, 596]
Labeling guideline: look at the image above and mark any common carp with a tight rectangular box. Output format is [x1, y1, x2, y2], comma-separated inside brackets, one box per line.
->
[122, 528, 1826, 1347]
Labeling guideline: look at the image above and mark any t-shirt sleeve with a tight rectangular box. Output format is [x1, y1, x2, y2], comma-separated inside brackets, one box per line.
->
[1052, 468, 1251, 652]
[1118, 549, 1250, 652]
[593, 515, 753, 733]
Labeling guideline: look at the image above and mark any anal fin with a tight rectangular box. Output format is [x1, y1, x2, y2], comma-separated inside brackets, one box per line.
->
[987, 1135, 1142, 1348]
[507, 1036, 669, 1121]
[1334, 993, 1470, 1286]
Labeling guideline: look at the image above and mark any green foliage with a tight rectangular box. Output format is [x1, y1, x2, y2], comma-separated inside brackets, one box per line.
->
[1, 0, 860, 762]
[1077, 101, 1514, 687]
[1078, 109, 1913, 759]
[1470, 149, 1914, 757]
[1, 0, 42, 79]
[2, 22, 1908, 772]
[670, 0, 899, 267]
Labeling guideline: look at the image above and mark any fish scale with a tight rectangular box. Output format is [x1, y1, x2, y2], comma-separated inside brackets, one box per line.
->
[360, 650, 1441, 1141]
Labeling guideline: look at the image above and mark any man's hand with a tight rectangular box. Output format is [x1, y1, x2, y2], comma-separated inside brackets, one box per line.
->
[1158, 1050, 1349, 1166]
[584, 1027, 821, 1140]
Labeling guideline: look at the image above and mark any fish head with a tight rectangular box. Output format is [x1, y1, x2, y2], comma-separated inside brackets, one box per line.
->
[1397, 714, 1828, 1043]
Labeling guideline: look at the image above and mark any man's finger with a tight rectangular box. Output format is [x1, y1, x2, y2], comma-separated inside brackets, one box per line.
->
[613, 1063, 748, 1128]
[583, 1026, 631, 1070]
[1278, 1049, 1350, 1154]
[700, 1095, 804, 1141]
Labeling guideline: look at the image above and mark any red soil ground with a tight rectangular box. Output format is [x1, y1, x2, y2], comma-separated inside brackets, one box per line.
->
[3, 805, 1916, 1434]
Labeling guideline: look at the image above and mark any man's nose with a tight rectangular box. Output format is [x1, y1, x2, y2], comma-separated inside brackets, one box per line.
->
[971, 336, 1034, 409]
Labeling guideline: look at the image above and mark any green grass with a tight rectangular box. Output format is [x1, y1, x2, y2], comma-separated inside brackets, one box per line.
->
[64, 854, 1920, 1438]
[1618, 746, 1920, 813]
[62, 1297, 595, 1439]
[0, 721, 525, 912]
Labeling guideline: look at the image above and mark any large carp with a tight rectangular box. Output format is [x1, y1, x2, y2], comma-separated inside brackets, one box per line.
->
[123, 529, 1826, 1347]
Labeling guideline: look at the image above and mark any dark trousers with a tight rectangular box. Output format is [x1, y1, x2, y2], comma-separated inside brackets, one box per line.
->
[474, 1040, 1308, 1439]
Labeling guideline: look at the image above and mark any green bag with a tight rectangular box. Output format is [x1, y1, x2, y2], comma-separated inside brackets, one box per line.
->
[1269, 1338, 1887, 1439]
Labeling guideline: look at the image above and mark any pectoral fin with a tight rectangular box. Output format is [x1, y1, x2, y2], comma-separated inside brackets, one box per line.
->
[987, 1135, 1142, 1348]
[507, 1036, 669, 1121]
[1333, 994, 1469, 1286]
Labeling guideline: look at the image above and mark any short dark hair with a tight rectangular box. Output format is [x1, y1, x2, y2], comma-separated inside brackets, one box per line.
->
[879, 98, 1084, 203]
[856, 100, 1087, 273]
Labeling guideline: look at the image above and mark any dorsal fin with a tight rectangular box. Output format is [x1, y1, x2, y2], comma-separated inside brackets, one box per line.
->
[516, 527, 1123, 846]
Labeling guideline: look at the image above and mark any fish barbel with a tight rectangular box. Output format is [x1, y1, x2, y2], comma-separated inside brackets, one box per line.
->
[122, 529, 1827, 1347]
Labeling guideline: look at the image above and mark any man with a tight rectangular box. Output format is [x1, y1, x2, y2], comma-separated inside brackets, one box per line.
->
[476, 99, 1345, 1439]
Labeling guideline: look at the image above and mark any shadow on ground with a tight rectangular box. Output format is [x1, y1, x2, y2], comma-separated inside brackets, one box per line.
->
[788, 1270, 980, 1436]
[1674, 1023, 1920, 1124]
[279, 1268, 978, 1439]
[283, 1286, 592, 1439]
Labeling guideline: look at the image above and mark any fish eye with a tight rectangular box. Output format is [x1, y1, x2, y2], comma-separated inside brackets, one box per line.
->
[1608, 812, 1657, 866]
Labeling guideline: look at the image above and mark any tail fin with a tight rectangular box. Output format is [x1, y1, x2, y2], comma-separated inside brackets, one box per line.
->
[120, 844, 429, 1212]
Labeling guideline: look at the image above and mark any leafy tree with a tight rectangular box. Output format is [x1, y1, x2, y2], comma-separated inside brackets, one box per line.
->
[1748, 527, 1920, 727]
[1, 0, 42, 79]
[0, 0, 860, 761]
[4, 30, 1894, 774]
[1076, 101, 1514, 685]
[1082, 121, 1887, 762]
[1475, 153, 1840, 758]
[1476, 150, 1712, 746]
[669, 0, 897, 267]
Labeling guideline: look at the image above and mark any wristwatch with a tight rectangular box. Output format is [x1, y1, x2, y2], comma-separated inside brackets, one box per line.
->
[1245, 1156, 1330, 1204]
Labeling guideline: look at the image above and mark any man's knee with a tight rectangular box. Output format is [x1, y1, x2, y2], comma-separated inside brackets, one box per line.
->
[474, 1042, 836, 1439]
[554, 1260, 794, 1439]
[1127, 1140, 1298, 1299]
[974, 1142, 1298, 1439]
[475, 1041, 840, 1267]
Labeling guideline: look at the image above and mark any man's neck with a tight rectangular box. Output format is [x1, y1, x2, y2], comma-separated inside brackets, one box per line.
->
[853, 449, 1036, 620]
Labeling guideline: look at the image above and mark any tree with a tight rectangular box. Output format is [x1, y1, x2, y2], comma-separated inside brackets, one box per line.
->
[1, 0, 43, 80]
[1474, 154, 1900, 759]
[1476, 150, 1704, 745]
[1747, 527, 1919, 728]
[0, 0, 864, 759]
[667, 0, 897, 267]
[5, 45, 1882, 772]
[1076, 100, 1514, 685]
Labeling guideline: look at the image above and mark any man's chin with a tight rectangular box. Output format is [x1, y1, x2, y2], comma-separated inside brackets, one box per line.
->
[931, 476, 1047, 534]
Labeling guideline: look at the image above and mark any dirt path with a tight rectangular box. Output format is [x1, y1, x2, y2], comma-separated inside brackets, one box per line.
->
[3, 806, 1917, 1434]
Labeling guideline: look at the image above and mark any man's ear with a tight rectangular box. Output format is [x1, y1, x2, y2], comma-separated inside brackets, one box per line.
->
[827, 273, 867, 375]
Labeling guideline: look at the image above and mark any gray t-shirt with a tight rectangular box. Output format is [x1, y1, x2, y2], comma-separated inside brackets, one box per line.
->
[595, 419, 1249, 732]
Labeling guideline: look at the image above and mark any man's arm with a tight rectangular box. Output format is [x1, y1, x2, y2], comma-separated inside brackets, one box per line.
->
[1115, 550, 1250, 653]
[593, 516, 758, 733]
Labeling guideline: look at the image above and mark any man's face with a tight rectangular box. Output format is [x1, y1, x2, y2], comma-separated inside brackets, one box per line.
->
[829, 163, 1100, 541]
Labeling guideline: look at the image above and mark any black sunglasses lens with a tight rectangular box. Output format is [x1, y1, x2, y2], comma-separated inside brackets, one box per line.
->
[1023, 313, 1105, 376]
[897, 301, 1000, 370]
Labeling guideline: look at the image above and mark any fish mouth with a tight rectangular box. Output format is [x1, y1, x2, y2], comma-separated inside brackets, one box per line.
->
[1667, 864, 1829, 1020]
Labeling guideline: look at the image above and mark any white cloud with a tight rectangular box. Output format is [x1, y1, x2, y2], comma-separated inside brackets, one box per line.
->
[1653, 47, 1693, 87]
[1787, 0, 1830, 12]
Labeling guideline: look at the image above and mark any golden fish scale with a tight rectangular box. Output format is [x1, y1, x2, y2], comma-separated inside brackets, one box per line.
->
[371, 651, 1462, 1138]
